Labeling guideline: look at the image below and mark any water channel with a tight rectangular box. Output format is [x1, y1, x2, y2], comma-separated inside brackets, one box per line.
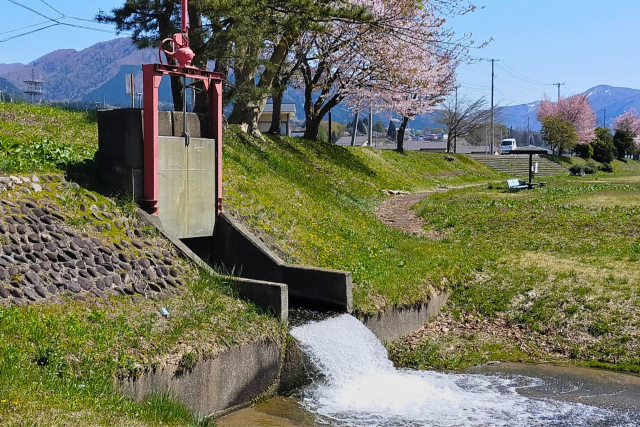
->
[220, 314, 640, 426]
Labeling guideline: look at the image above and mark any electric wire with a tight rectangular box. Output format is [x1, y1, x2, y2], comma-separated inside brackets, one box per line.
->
[3, 0, 118, 41]
[0, 20, 51, 36]
[36, 0, 64, 17]
[0, 23, 59, 43]
[498, 61, 552, 86]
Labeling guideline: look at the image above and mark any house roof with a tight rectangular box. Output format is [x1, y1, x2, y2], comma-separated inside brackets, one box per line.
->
[263, 103, 297, 116]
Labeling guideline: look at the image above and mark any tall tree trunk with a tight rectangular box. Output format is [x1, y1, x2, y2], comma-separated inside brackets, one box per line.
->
[268, 87, 284, 135]
[228, 40, 291, 136]
[304, 114, 320, 140]
[170, 75, 184, 112]
[397, 116, 409, 153]
[228, 98, 267, 137]
[188, 6, 208, 114]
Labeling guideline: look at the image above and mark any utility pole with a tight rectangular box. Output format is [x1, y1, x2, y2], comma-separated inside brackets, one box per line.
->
[490, 59, 498, 154]
[603, 109, 606, 128]
[368, 106, 373, 147]
[350, 112, 359, 146]
[485, 118, 488, 155]
[553, 82, 565, 102]
[453, 85, 459, 153]
[328, 110, 332, 144]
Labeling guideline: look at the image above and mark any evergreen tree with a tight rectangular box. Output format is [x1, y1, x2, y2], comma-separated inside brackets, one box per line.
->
[373, 120, 386, 133]
[613, 129, 637, 159]
[387, 121, 397, 140]
[592, 127, 616, 163]
[357, 119, 367, 134]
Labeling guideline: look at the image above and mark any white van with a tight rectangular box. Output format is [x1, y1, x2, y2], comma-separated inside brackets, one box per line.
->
[500, 138, 517, 154]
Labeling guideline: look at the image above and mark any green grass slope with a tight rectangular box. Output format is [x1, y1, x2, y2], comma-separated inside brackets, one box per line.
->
[0, 104, 285, 426]
[223, 129, 502, 314]
[388, 178, 640, 373]
[0, 103, 97, 172]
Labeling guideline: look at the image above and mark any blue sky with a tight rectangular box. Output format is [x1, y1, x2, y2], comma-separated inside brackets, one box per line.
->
[1, 0, 639, 106]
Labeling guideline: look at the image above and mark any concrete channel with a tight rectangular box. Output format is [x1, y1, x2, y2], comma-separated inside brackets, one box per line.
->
[99, 109, 448, 417]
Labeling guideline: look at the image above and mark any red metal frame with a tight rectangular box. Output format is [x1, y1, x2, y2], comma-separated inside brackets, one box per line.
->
[142, 63, 224, 215]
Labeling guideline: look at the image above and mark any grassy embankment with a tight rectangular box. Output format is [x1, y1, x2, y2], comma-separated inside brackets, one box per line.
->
[0, 104, 285, 426]
[388, 172, 640, 374]
[223, 129, 503, 314]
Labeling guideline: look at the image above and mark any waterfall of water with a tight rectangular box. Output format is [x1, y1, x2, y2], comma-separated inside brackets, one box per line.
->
[291, 314, 629, 427]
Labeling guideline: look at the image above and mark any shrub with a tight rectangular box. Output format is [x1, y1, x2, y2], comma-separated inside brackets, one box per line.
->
[317, 127, 328, 143]
[592, 127, 616, 163]
[583, 163, 597, 174]
[574, 143, 593, 159]
[569, 164, 584, 175]
[599, 162, 614, 173]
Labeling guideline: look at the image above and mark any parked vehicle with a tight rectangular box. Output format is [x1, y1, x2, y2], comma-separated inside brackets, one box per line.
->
[500, 138, 517, 154]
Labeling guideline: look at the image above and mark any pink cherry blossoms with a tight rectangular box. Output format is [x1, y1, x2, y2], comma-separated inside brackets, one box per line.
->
[613, 109, 640, 149]
[536, 94, 596, 144]
[294, 0, 478, 141]
[613, 109, 640, 139]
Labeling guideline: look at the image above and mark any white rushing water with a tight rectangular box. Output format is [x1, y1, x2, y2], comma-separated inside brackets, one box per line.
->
[290, 314, 633, 427]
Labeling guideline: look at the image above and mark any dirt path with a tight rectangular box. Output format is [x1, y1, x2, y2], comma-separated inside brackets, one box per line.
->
[375, 184, 485, 236]
[375, 191, 436, 236]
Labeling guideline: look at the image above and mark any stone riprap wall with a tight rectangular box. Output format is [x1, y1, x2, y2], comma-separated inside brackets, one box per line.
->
[0, 173, 193, 307]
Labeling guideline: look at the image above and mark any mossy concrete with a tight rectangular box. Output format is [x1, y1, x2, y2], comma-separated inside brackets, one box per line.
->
[358, 290, 451, 343]
[137, 208, 288, 321]
[200, 212, 353, 312]
[120, 340, 283, 417]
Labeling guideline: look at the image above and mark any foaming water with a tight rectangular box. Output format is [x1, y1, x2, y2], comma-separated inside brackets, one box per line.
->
[290, 314, 635, 427]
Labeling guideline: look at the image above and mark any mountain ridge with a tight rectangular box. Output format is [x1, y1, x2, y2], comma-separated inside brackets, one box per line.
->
[2, 38, 640, 130]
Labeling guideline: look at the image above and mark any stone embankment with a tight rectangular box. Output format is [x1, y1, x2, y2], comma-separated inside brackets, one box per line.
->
[0, 173, 192, 308]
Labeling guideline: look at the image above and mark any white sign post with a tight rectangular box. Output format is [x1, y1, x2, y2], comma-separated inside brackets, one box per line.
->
[125, 74, 135, 108]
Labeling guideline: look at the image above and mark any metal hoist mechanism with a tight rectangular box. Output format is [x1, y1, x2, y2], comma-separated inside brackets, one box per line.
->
[158, 0, 195, 147]
[141, 0, 224, 223]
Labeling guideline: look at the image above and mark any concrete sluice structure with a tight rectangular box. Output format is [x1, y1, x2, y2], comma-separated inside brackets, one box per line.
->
[96, 108, 450, 418]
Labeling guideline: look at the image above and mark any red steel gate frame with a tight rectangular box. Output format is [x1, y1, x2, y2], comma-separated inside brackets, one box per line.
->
[142, 64, 224, 216]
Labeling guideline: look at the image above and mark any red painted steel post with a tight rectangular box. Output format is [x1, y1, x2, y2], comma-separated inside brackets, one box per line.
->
[211, 79, 223, 214]
[142, 64, 162, 214]
[182, 0, 188, 33]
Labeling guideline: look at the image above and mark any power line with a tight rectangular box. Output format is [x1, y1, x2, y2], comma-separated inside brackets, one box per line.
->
[37, 0, 64, 17]
[5, 0, 59, 22]
[5, 0, 116, 35]
[0, 20, 51, 36]
[0, 23, 59, 43]
[498, 61, 553, 86]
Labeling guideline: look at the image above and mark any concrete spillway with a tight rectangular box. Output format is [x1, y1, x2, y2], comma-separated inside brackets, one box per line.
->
[290, 314, 631, 427]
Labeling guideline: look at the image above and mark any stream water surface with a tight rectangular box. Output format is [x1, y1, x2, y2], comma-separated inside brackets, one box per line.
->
[220, 314, 640, 426]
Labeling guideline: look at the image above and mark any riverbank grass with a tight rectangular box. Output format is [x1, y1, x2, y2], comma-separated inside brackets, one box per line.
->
[223, 130, 502, 313]
[389, 178, 640, 373]
[0, 269, 284, 426]
[0, 103, 97, 172]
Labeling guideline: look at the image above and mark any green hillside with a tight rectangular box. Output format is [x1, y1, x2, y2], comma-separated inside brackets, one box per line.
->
[223, 129, 502, 314]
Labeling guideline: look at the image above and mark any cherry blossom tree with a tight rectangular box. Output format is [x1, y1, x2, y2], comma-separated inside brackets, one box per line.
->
[613, 109, 640, 138]
[296, 0, 479, 142]
[536, 94, 596, 145]
[612, 109, 640, 158]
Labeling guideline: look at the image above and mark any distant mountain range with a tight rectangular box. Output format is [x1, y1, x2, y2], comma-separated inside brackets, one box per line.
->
[0, 77, 23, 101]
[1, 38, 639, 130]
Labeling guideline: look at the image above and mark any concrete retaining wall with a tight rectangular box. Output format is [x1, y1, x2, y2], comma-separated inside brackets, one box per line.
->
[96, 108, 209, 205]
[358, 290, 451, 343]
[184, 212, 353, 312]
[121, 340, 282, 417]
[137, 209, 288, 322]
[278, 339, 315, 395]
